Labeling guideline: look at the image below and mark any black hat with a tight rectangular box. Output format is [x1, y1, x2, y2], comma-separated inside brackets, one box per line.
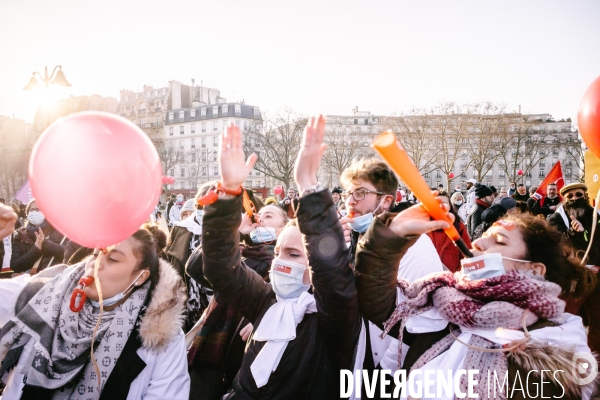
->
[331, 187, 343, 194]
[490, 186, 497, 194]
[474, 183, 493, 198]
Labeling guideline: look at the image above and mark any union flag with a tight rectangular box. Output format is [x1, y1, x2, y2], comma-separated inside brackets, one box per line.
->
[535, 161, 564, 198]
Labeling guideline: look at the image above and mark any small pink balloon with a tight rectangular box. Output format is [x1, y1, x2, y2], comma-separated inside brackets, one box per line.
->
[162, 175, 171, 184]
[517, 170, 523, 176]
[29, 112, 162, 248]
[273, 185, 283, 195]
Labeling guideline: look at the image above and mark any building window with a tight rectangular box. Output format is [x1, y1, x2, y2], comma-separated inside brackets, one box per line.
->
[213, 106, 218, 117]
[539, 170, 545, 177]
[201, 167, 207, 176]
[179, 111, 185, 120]
[213, 136, 218, 146]
[201, 137, 206, 147]
[213, 152, 217, 161]
[191, 109, 196, 120]
[213, 166, 218, 176]
[213, 121, 218, 131]
[180, 126, 184, 135]
[202, 122, 206, 132]
[499, 170, 505, 177]
[235, 104, 241, 116]
[201, 152, 206, 161]
[191, 138, 195, 148]
[222, 105, 228, 116]
[201, 108, 206, 118]
[169, 169, 174, 176]
[169, 127, 173, 136]
[235, 120, 240, 127]
[180, 168, 185, 177]
[222, 120, 228, 130]
[169, 112, 174, 122]
[254, 108, 260, 118]
[190, 152, 196, 162]
[191, 124, 196, 133]
[436, 170, 441, 178]
[139, 103, 146, 111]
[245, 180, 252, 188]
[156, 115, 161, 125]
[179, 140, 184, 150]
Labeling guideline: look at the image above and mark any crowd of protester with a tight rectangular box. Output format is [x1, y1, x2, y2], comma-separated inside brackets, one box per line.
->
[0, 117, 598, 399]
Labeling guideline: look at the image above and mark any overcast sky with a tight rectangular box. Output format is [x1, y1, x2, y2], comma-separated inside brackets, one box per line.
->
[1, 0, 599, 122]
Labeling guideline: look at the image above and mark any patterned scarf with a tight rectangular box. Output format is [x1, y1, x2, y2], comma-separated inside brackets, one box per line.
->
[383, 270, 565, 399]
[0, 262, 149, 399]
[383, 270, 564, 366]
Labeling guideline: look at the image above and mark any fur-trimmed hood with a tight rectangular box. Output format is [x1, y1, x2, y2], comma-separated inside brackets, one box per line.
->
[138, 259, 187, 351]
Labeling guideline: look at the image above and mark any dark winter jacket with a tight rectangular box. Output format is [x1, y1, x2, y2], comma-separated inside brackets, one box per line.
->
[201, 190, 360, 399]
[10, 222, 66, 274]
[531, 196, 561, 217]
[548, 205, 600, 265]
[466, 200, 489, 238]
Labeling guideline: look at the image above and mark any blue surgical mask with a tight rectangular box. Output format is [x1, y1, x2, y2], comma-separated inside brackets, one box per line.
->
[454, 201, 463, 206]
[461, 253, 530, 281]
[269, 258, 310, 299]
[90, 271, 145, 307]
[196, 209, 204, 222]
[348, 212, 374, 233]
[250, 226, 277, 243]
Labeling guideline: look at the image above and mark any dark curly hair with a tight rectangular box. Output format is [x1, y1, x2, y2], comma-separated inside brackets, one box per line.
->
[503, 213, 596, 298]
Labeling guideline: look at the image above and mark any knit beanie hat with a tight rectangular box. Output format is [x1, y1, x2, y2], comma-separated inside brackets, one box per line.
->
[180, 199, 196, 218]
[474, 183, 493, 198]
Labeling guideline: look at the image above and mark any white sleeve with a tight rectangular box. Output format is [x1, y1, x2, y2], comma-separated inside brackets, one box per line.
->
[397, 235, 444, 282]
[0, 273, 32, 327]
[397, 235, 448, 333]
[128, 331, 190, 400]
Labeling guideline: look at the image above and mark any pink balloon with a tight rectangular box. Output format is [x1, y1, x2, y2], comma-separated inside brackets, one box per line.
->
[168, 176, 175, 184]
[273, 185, 283, 195]
[162, 175, 171, 184]
[29, 112, 162, 248]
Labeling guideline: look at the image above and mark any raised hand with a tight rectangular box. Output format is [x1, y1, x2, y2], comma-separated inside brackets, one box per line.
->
[219, 123, 257, 191]
[294, 115, 327, 193]
[389, 192, 453, 237]
[34, 228, 45, 250]
[0, 204, 17, 240]
[239, 212, 259, 235]
[570, 215, 585, 232]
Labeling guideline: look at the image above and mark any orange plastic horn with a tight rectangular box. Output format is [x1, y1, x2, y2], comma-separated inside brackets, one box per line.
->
[371, 130, 473, 257]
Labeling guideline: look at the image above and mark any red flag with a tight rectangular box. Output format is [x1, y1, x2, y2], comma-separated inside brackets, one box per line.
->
[535, 161, 564, 198]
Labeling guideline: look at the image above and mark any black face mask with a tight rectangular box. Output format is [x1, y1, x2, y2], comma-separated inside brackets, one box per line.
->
[566, 197, 588, 208]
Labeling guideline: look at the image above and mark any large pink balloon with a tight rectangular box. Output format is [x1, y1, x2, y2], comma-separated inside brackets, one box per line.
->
[29, 112, 162, 248]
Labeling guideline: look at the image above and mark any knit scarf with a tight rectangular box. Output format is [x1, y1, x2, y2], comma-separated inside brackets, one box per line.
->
[475, 198, 490, 209]
[383, 270, 564, 399]
[0, 262, 149, 399]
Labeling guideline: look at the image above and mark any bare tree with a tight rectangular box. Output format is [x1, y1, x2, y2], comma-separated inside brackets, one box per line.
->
[320, 120, 375, 187]
[157, 145, 187, 194]
[559, 130, 585, 183]
[496, 117, 549, 185]
[383, 108, 441, 176]
[243, 110, 306, 189]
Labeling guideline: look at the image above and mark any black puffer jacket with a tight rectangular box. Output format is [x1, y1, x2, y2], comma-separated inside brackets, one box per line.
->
[10, 222, 66, 273]
[201, 190, 360, 399]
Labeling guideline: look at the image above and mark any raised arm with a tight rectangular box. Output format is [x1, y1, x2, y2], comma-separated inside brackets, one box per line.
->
[293, 115, 361, 369]
[355, 197, 453, 331]
[201, 124, 274, 323]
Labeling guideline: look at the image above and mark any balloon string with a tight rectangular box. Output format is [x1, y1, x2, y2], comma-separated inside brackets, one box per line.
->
[581, 187, 600, 266]
[90, 249, 105, 392]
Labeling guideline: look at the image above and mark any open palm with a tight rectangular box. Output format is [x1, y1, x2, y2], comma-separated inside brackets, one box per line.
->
[219, 123, 257, 191]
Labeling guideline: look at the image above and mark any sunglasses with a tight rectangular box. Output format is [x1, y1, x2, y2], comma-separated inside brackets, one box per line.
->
[565, 192, 584, 200]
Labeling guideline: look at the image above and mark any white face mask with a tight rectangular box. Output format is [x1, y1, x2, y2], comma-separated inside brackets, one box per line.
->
[250, 227, 277, 244]
[461, 253, 530, 281]
[269, 258, 310, 299]
[196, 209, 204, 222]
[454, 201, 463, 206]
[28, 211, 45, 226]
[90, 271, 145, 307]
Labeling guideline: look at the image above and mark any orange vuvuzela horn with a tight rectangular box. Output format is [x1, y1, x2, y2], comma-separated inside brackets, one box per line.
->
[371, 130, 473, 258]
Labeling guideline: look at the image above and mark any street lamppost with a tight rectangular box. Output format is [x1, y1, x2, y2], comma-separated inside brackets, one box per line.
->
[23, 65, 71, 91]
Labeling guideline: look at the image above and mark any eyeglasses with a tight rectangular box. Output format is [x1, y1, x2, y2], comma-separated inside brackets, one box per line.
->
[29, 207, 40, 212]
[565, 192, 585, 200]
[345, 189, 387, 202]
